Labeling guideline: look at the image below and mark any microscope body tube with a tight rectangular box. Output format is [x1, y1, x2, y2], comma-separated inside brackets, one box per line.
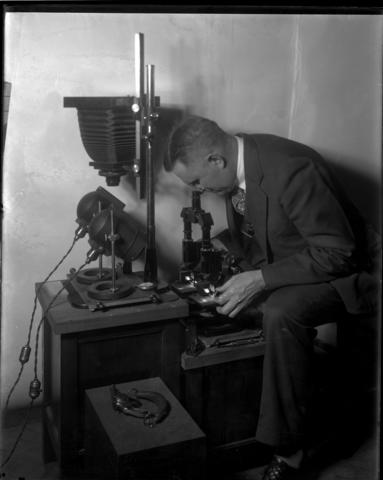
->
[192, 191, 202, 211]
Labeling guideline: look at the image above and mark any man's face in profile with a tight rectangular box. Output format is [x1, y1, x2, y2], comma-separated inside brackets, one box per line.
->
[173, 153, 237, 196]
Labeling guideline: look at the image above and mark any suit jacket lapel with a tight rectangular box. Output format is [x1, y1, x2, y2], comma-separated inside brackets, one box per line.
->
[240, 134, 269, 264]
[225, 195, 244, 256]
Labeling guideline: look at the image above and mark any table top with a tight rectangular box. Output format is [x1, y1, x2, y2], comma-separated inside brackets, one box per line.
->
[36, 280, 189, 335]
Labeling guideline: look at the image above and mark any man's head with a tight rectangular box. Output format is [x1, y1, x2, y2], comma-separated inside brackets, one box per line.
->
[165, 116, 238, 195]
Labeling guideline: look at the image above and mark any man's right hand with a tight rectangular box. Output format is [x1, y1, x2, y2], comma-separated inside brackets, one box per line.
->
[215, 270, 266, 318]
[211, 238, 228, 252]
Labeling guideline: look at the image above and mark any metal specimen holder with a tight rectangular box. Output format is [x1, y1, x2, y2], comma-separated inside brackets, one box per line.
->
[76, 200, 111, 285]
[86, 206, 134, 301]
[74, 187, 126, 285]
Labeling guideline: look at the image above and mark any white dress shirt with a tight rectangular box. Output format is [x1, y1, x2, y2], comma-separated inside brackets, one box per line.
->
[235, 135, 246, 191]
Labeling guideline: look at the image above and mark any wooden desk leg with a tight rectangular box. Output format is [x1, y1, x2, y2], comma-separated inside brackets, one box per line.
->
[42, 412, 56, 463]
[42, 318, 56, 463]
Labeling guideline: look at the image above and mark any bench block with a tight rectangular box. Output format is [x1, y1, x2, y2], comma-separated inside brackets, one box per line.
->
[85, 377, 206, 479]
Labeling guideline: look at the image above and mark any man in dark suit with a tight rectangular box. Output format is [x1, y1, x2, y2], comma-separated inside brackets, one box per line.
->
[165, 116, 380, 480]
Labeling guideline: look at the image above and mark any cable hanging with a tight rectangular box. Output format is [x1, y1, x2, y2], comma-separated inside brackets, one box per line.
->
[4, 235, 78, 411]
[1, 244, 88, 470]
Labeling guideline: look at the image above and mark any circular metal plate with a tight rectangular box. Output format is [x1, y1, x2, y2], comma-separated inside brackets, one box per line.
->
[87, 278, 134, 300]
[137, 282, 155, 291]
[76, 268, 113, 285]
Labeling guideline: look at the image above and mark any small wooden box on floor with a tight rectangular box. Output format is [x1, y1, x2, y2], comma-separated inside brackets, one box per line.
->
[84, 377, 206, 480]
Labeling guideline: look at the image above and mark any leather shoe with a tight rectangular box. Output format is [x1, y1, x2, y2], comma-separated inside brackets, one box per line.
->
[262, 455, 297, 480]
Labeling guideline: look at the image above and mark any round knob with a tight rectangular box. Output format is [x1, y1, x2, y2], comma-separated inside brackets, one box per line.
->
[131, 103, 140, 113]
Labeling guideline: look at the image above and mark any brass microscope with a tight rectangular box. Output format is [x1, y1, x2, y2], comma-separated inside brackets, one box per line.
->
[172, 190, 242, 309]
[172, 191, 264, 355]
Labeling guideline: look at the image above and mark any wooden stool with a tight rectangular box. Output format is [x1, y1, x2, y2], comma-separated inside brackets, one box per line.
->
[84, 377, 206, 479]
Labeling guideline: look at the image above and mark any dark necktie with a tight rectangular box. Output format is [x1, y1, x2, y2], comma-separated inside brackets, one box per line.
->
[231, 187, 246, 215]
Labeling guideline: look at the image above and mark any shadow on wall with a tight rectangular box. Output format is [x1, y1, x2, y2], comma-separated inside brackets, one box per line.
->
[153, 106, 186, 181]
[119, 106, 188, 281]
[119, 105, 186, 193]
[155, 107, 206, 281]
[324, 157, 381, 233]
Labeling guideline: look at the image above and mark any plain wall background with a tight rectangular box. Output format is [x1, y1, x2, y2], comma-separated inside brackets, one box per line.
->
[2, 13, 381, 409]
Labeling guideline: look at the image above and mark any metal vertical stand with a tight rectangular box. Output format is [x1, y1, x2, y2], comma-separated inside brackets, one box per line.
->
[132, 33, 158, 284]
[143, 64, 158, 283]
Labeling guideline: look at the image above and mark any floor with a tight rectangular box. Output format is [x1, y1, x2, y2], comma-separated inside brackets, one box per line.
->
[0, 416, 379, 480]
[234, 434, 380, 480]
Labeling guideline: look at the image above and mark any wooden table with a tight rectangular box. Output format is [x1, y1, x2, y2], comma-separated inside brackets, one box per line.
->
[39, 279, 269, 475]
[181, 317, 267, 471]
[38, 279, 189, 475]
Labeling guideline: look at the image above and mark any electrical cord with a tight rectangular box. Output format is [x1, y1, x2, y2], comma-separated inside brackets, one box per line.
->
[0, 399, 34, 469]
[2, 216, 144, 469]
[1, 261, 88, 469]
[0, 285, 66, 469]
[33, 262, 88, 381]
[1, 240, 87, 470]
[4, 236, 78, 411]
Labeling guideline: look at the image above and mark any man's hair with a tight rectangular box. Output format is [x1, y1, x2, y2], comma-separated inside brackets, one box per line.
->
[165, 115, 227, 171]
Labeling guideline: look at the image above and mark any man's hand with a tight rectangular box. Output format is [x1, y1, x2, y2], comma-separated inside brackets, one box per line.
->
[210, 238, 228, 252]
[215, 270, 266, 318]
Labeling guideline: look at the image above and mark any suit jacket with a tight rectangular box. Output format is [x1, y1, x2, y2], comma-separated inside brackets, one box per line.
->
[219, 134, 380, 315]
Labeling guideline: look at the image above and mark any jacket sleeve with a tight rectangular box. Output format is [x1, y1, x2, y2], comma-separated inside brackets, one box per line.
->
[261, 158, 358, 290]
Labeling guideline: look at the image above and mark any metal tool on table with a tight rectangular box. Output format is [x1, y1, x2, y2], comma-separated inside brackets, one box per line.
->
[185, 319, 265, 356]
[210, 328, 264, 348]
[110, 384, 171, 427]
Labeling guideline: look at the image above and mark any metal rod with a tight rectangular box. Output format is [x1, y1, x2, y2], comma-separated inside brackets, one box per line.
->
[134, 33, 144, 195]
[147, 64, 155, 123]
[146, 64, 155, 246]
[110, 208, 117, 292]
[143, 64, 157, 283]
[98, 256, 103, 278]
[98, 200, 103, 279]
[134, 33, 144, 101]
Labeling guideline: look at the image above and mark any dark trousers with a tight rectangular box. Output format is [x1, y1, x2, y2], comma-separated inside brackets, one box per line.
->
[255, 283, 346, 454]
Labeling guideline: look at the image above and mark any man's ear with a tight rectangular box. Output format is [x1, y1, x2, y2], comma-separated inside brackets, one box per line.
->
[207, 154, 226, 169]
